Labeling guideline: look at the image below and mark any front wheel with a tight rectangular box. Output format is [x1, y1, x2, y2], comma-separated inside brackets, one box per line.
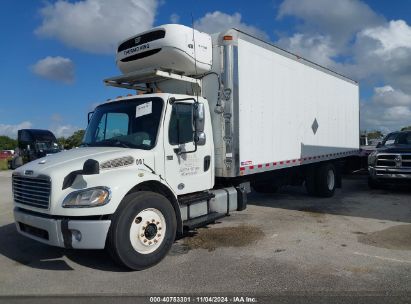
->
[106, 191, 177, 270]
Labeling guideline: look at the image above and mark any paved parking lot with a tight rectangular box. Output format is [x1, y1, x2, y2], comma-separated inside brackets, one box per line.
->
[0, 170, 410, 297]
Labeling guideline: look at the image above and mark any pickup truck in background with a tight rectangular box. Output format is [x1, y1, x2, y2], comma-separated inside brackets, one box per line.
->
[368, 130, 411, 188]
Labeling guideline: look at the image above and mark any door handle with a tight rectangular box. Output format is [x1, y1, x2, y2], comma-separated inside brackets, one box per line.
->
[204, 156, 211, 171]
[166, 155, 173, 160]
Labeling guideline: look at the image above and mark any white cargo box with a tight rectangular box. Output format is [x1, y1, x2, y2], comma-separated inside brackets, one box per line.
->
[202, 29, 360, 177]
[116, 24, 212, 76]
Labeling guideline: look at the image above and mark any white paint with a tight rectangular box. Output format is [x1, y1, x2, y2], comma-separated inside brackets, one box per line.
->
[237, 38, 359, 167]
[353, 251, 411, 264]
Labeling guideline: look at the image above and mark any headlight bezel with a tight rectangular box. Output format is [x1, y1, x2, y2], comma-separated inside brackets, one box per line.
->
[62, 186, 112, 208]
[368, 150, 378, 166]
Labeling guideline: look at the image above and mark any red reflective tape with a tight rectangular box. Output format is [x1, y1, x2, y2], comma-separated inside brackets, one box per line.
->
[265, 163, 270, 167]
[249, 166, 254, 169]
[292, 159, 296, 163]
[258, 164, 263, 168]
[273, 162, 277, 165]
[240, 167, 245, 171]
[286, 160, 290, 164]
[280, 161, 284, 164]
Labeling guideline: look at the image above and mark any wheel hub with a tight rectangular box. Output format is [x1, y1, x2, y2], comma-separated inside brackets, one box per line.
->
[129, 208, 166, 254]
[144, 223, 158, 240]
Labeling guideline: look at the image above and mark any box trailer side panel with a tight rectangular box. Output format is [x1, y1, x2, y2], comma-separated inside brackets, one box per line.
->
[236, 37, 359, 175]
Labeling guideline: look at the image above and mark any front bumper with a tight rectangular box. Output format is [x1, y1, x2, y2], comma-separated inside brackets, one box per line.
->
[368, 166, 411, 182]
[14, 208, 111, 249]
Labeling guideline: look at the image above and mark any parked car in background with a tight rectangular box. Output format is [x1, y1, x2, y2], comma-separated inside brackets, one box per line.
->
[0, 150, 13, 160]
[368, 131, 411, 188]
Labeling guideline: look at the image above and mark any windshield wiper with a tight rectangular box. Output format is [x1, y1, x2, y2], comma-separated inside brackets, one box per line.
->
[112, 141, 131, 148]
[90, 139, 132, 148]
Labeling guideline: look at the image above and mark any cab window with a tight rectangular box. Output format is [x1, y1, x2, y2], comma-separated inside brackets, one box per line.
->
[169, 103, 193, 145]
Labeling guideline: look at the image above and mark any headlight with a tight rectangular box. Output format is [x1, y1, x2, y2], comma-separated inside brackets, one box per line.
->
[368, 151, 378, 165]
[62, 187, 111, 208]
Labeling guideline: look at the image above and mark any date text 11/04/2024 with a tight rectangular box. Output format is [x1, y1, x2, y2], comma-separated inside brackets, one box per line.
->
[149, 296, 258, 303]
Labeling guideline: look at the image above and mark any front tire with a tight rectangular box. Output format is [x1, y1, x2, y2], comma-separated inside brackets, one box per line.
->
[106, 191, 177, 270]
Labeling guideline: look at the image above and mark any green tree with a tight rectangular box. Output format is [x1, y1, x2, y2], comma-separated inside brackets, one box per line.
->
[367, 130, 383, 140]
[57, 137, 67, 149]
[0, 136, 17, 150]
[65, 130, 85, 148]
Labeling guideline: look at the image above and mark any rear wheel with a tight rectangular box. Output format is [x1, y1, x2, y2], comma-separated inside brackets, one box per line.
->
[106, 191, 176, 270]
[315, 163, 336, 197]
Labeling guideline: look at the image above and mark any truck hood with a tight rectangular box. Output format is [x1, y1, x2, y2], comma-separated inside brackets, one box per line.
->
[377, 145, 411, 153]
[14, 147, 153, 176]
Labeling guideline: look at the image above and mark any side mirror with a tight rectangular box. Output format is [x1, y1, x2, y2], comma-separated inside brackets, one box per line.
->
[195, 132, 206, 146]
[376, 142, 382, 148]
[88, 111, 94, 124]
[193, 103, 205, 133]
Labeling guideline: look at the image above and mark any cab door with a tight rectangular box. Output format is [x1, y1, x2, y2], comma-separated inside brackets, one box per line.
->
[163, 98, 213, 195]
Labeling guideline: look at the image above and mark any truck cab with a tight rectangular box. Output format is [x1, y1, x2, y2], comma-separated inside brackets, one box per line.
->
[12, 92, 239, 270]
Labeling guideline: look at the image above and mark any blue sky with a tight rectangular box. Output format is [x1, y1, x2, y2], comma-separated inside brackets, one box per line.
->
[1, 0, 411, 138]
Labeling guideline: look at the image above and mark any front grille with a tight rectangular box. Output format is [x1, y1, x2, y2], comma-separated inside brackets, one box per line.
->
[376, 154, 396, 167]
[12, 175, 51, 209]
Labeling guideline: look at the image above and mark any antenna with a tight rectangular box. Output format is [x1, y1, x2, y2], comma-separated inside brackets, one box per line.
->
[191, 13, 199, 103]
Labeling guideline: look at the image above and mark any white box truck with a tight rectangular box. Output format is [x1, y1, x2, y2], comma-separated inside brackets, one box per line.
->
[12, 24, 359, 270]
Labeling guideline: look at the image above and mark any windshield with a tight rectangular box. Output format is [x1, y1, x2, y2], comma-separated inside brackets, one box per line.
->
[83, 97, 164, 149]
[395, 132, 411, 145]
[382, 133, 399, 146]
[35, 141, 59, 150]
[382, 132, 411, 146]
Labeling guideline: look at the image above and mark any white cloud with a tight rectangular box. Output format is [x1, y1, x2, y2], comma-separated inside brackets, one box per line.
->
[275, 0, 411, 132]
[194, 11, 268, 40]
[277, 33, 337, 67]
[361, 86, 411, 132]
[353, 20, 411, 93]
[170, 13, 180, 24]
[0, 121, 33, 138]
[360, 20, 411, 56]
[35, 0, 158, 54]
[31, 56, 74, 83]
[278, 0, 384, 47]
[372, 86, 411, 106]
[51, 124, 81, 138]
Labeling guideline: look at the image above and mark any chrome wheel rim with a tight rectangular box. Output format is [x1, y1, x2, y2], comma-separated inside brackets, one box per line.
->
[327, 169, 335, 190]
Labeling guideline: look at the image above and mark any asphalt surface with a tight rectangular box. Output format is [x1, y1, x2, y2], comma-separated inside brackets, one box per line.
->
[0, 170, 411, 300]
